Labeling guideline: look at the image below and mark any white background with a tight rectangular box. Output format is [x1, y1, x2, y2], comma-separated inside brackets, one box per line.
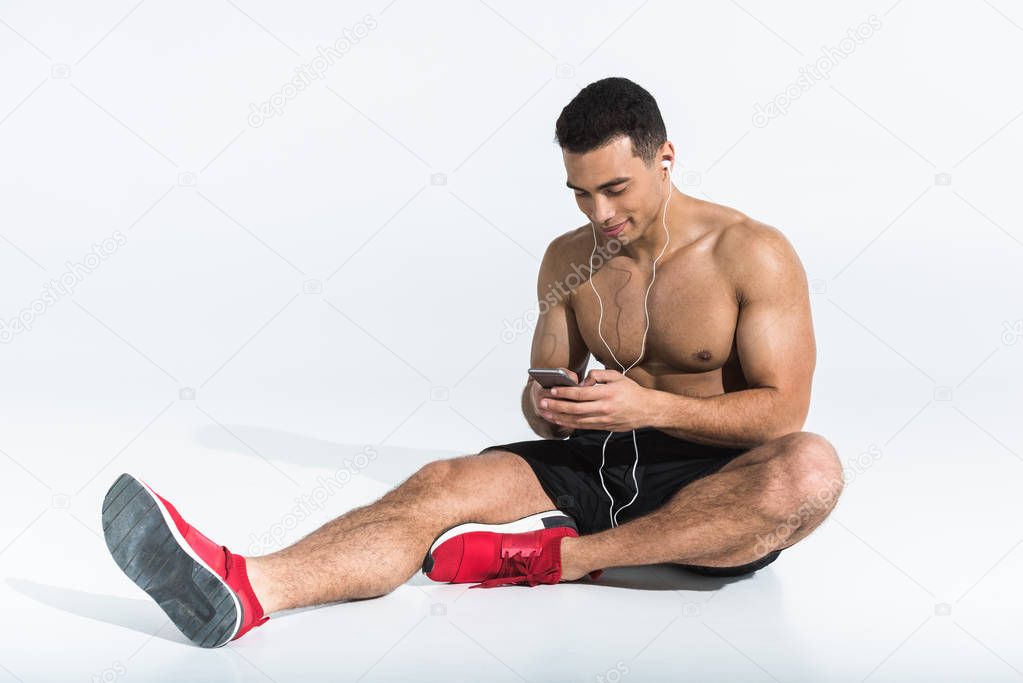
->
[1, 1, 1021, 681]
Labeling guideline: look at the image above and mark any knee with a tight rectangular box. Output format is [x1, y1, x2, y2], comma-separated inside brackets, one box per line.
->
[404, 456, 477, 505]
[769, 432, 844, 515]
[385, 459, 455, 523]
[410, 458, 458, 485]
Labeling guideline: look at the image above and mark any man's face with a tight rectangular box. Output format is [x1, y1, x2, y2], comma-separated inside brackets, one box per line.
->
[563, 135, 664, 245]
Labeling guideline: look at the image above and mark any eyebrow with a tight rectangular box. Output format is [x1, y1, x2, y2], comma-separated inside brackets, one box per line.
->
[565, 176, 631, 192]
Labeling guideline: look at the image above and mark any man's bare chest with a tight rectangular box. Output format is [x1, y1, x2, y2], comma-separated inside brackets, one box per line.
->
[568, 255, 739, 374]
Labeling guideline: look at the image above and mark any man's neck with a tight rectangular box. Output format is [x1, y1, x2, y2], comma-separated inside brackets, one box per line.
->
[619, 188, 696, 263]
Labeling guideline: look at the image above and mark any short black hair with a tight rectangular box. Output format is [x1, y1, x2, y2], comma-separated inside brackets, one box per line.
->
[554, 77, 666, 164]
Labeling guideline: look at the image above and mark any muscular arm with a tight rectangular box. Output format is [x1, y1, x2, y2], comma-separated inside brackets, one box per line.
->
[648, 224, 816, 449]
[522, 237, 591, 439]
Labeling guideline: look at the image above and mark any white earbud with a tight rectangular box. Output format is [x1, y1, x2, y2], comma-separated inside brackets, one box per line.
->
[588, 155, 674, 529]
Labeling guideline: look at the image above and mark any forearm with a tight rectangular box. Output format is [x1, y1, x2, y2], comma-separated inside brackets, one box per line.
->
[647, 387, 801, 449]
[522, 383, 572, 440]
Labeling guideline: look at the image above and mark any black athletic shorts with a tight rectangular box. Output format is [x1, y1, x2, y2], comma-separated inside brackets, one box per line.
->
[480, 426, 783, 577]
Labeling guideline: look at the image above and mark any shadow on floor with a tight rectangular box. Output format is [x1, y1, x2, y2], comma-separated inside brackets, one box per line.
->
[595, 563, 773, 591]
[7, 578, 190, 645]
[194, 424, 457, 488]
[405, 562, 775, 592]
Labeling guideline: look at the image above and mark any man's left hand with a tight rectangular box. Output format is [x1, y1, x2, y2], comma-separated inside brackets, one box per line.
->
[537, 369, 658, 432]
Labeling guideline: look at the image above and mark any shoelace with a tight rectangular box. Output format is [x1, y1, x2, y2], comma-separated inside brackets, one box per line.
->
[471, 550, 560, 589]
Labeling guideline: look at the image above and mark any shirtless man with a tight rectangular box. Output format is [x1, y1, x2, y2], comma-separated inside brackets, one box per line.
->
[100, 77, 844, 648]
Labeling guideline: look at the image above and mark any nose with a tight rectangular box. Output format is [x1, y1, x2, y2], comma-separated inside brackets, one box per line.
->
[592, 195, 615, 225]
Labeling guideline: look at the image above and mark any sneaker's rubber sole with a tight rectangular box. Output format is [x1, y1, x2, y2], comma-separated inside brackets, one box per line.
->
[101, 473, 241, 648]
[422, 510, 576, 575]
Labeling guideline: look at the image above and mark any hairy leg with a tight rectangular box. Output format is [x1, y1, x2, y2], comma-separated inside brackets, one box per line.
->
[560, 432, 844, 580]
[247, 450, 554, 613]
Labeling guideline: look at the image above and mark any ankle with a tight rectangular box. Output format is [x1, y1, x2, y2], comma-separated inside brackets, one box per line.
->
[244, 556, 282, 615]
[558, 536, 590, 582]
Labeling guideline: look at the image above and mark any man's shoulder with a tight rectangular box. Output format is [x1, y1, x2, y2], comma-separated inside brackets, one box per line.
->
[547, 223, 596, 252]
[541, 224, 599, 272]
[711, 211, 804, 303]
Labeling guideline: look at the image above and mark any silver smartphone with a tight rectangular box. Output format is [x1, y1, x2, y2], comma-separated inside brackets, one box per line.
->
[528, 367, 579, 389]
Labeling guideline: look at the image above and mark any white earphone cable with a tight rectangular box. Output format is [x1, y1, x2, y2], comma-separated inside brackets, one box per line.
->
[588, 162, 673, 528]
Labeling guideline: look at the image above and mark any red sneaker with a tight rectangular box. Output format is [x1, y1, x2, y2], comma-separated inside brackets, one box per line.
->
[422, 511, 602, 588]
[101, 473, 268, 648]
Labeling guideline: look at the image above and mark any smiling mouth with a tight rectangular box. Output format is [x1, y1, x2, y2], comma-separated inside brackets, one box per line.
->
[602, 220, 627, 235]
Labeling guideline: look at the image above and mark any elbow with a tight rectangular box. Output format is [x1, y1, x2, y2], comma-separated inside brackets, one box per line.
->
[764, 421, 804, 442]
[766, 390, 810, 441]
